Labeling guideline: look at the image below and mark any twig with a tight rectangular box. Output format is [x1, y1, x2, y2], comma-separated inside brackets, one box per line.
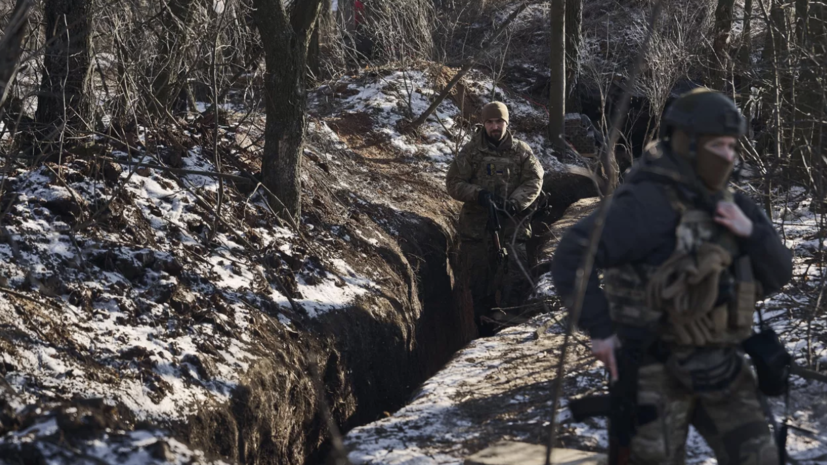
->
[0, 285, 62, 309]
[96, 156, 255, 183]
[491, 300, 558, 312]
[303, 343, 352, 465]
[209, 5, 226, 245]
[409, 1, 530, 129]
[543, 2, 665, 464]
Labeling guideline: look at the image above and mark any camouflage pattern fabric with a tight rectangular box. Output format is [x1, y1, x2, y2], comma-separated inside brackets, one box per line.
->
[446, 128, 544, 241]
[457, 237, 529, 324]
[447, 127, 543, 326]
[632, 359, 777, 465]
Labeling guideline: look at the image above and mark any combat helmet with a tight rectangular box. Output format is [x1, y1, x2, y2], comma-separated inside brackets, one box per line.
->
[660, 88, 747, 143]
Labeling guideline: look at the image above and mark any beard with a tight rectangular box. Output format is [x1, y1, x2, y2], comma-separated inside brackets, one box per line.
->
[487, 129, 504, 140]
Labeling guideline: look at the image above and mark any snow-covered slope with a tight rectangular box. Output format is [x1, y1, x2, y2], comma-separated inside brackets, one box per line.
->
[0, 63, 569, 464]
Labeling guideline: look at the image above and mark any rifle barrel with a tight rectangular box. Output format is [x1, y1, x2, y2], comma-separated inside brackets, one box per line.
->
[791, 364, 827, 384]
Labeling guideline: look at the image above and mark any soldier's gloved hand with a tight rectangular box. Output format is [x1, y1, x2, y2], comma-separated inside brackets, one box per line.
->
[477, 190, 504, 208]
[714, 201, 753, 237]
[592, 335, 620, 382]
[504, 199, 521, 216]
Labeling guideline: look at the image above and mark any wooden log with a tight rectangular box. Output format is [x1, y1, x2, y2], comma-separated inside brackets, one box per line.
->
[464, 441, 607, 465]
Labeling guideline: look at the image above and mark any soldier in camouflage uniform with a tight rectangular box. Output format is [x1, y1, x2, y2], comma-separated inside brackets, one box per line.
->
[552, 89, 793, 464]
[446, 102, 545, 334]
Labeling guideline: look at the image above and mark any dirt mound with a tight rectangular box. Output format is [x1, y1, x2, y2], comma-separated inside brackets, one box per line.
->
[0, 68, 482, 465]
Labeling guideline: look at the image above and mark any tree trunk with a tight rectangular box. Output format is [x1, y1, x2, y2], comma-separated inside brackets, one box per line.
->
[737, 0, 753, 113]
[565, 0, 582, 112]
[796, 0, 809, 45]
[803, 2, 826, 185]
[37, 0, 92, 134]
[253, 0, 323, 220]
[150, 0, 199, 115]
[548, 0, 566, 149]
[309, 1, 332, 80]
[757, 0, 787, 218]
[710, 0, 736, 90]
[0, 0, 34, 111]
[759, 0, 788, 147]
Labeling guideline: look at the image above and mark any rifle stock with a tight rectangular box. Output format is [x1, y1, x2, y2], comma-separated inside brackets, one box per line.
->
[486, 200, 507, 262]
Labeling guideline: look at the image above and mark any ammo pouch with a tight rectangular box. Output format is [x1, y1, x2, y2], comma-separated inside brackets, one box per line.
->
[646, 242, 731, 346]
[730, 256, 758, 339]
[742, 328, 791, 397]
[644, 250, 760, 346]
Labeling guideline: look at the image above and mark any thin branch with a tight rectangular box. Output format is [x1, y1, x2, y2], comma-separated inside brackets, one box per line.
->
[543, 2, 665, 464]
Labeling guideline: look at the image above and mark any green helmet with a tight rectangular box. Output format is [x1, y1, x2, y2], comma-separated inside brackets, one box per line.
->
[660, 88, 746, 139]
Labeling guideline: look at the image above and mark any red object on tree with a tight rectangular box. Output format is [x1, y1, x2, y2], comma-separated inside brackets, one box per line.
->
[354, 0, 365, 27]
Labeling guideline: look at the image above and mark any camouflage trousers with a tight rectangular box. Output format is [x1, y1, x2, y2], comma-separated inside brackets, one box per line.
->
[457, 237, 529, 324]
[632, 358, 778, 465]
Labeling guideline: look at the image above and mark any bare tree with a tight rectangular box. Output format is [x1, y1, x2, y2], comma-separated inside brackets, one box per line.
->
[548, 0, 566, 149]
[737, 0, 754, 113]
[149, 0, 201, 115]
[565, 0, 582, 111]
[796, 0, 809, 44]
[252, 0, 324, 219]
[36, 0, 93, 135]
[364, 0, 435, 63]
[710, 0, 736, 89]
[639, 2, 712, 143]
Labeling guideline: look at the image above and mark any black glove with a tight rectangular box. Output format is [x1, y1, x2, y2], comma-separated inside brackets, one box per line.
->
[505, 200, 521, 216]
[477, 190, 503, 208]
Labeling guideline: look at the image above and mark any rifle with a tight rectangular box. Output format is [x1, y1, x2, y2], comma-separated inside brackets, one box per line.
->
[568, 333, 658, 465]
[486, 199, 508, 263]
[486, 199, 509, 307]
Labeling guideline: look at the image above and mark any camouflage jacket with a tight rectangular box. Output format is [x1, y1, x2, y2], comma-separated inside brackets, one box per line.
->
[445, 128, 544, 240]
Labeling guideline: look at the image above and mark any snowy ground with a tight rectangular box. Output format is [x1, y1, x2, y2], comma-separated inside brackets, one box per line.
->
[346, 314, 590, 465]
[0, 144, 385, 422]
[0, 399, 231, 465]
[0, 69, 465, 461]
[345, 187, 827, 465]
[0, 135, 397, 461]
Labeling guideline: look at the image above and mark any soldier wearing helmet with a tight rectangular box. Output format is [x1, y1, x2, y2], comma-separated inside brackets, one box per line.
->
[552, 88, 792, 464]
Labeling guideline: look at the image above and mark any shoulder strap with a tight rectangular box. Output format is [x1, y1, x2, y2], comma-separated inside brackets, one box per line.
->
[722, 188, 735, 202]
[661, 183, 689, 214]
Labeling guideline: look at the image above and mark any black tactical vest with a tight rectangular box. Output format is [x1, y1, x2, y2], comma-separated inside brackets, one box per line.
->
[603, 185, 758, 347]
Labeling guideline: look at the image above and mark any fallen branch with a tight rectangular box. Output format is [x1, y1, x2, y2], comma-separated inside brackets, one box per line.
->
[98, 156, 255, 183]
[408, 1, 530, 129]
[0, 285, 62, 309]
[792, 364, 827, 384]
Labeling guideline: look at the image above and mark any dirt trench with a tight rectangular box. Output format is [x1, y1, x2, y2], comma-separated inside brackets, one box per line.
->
[172, 99, 601, 465]
[169, 127, 476, 465]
